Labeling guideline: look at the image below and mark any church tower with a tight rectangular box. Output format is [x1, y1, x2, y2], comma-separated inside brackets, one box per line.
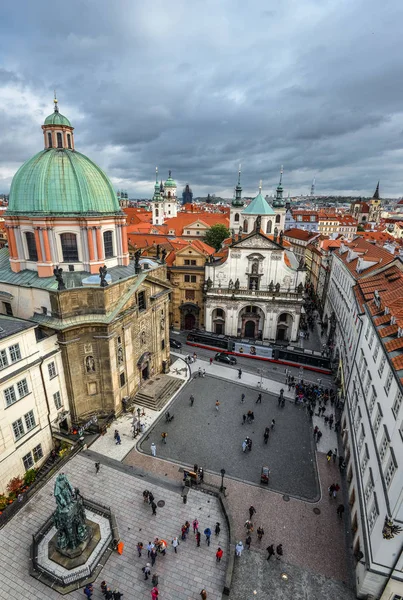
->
[151, 168, 164, 225]
[271, 166, 286, 232]
[162, 170, 178, 218]
[230, 165, 245, 231]
[369, 181, 382, 223]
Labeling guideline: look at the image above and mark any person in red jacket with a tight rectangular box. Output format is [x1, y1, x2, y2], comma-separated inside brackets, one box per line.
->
[216, 547, 223, 562]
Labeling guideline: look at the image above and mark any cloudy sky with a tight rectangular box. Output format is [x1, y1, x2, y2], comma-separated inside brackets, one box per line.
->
[0, 0, 402, 198]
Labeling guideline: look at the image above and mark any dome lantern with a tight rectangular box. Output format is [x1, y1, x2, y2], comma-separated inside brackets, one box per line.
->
[42, 95, 75, 151]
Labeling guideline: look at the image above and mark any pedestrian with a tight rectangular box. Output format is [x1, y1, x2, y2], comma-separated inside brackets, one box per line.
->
[193, 352, 197, 362]
[337, 504, 345, 518]
[115, 433, 121, 445]
[210, 357, 213, 365]
[242, 414, 246, 425]
[313, 425, 318, 439]
[244, 519, 253, 533]
[112, 590, 123, 600]
[257, 526, 264, 541]
[151, 586, 159, 600]
[95, 462, 100, 474]
[148, 491, 155, 505]
[114, 429, 119, 442]
[235, 541, 244, 556]
[326, 449, 333, 463]
[101, 581, 108, 596]
[216, 547, 223, 562]
[266, 544, 275, 560]
[151, 442, 157, 457]
[172, 537, 179, 553]
[215, 400, 220, 411]
[196, 531, 201, 547]
[181, 524, 187, 540]
[147, 541, 154, 557]
[333, 447, 338, 463]
[333, 483, 340, 499]
[271, 419, 275, 430]
[193, 518, 199, 533]
[215, 522, 221, 536]
[84, 584, 94, 599]
[238, 368, 242, 379]
[328, 484, 335, 497]
[185, 520, 190, 534]
[204, 528, 211, 546]
[200, 589, 207, 600]
[264, 428, 269, 444]
[137, 542, 144, 557]
[198, 367, 202, 377]
[161, 432, 167, 444]
[151, 501, 157, 516]
[256, 393, 262, 404]
[245, 535, 252, 550]
[317, 430, 323, 443]
[276, 544, 283, 560]
[329, 414, 334, 429]
[202, 369, 206, 377]
[247, 437, 252, 451]
[190, 394, 194, 406]
[249, 506, 256, 520]
[241, 393, 245, 403]
[151, 574, 159, 587]
[105, 589, 113, 600]
[150, 548, 157, 566]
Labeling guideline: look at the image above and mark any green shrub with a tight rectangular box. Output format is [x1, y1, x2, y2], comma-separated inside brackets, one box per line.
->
[24, 469, 37, 486]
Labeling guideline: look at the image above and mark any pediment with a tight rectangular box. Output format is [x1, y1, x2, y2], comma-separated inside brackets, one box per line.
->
[232, 233, 281, 250]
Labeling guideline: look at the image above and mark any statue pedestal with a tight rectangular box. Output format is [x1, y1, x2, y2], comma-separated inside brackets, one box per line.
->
[48, 520, 100, 569]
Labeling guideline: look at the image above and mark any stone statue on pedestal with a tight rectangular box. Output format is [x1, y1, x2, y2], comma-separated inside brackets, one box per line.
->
[53, 267, 66, 291]
[53, 473, 89, 553]
[99, 265, 108, 287]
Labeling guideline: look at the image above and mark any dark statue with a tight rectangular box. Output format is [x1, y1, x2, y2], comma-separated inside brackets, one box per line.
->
[161, 248, 167, 264]
[269, 280, 274, 292]
[273, 227, 278, 243]
[279, 230, 284, 246]
[134, 249, 141, 272]
[53, 267, 66, 291]
[99, 265, 108, 287]
[234, 278, 240, 290]
[275, 282, 280, 293]
[53, 473, 89, 551]
[255, 215, 262, 231]
[238, 226, 242, 241]
[156, 244, 160, 260]
[206, 277, 213, 289]
[231, 229, 236, 244]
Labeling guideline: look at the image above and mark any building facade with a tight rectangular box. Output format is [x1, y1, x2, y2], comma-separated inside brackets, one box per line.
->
[204, 227, 305, 342]
[151, 169, 178, 225]
[0, 316, 68, 494]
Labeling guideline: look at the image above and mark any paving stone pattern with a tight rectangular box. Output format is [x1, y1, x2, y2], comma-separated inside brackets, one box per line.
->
[139, 376, 319, 501]
[0, 454, 228, 600]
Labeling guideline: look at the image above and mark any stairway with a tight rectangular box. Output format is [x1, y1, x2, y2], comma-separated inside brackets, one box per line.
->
[133, 375, 183, 411]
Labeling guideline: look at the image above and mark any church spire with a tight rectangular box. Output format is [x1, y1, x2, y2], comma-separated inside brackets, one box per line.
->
[373, 181, 380, 199]
[232, 164, 244, 207]
[273, 166, 285, 207]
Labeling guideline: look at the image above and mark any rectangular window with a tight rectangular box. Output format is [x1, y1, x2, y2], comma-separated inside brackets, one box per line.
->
[138, 291, 146, 311]
[385, 369, 393, 395]
[361, 444, 369, 474]
[373, 342, 380, 363]
[364, 372, 372, 397]
[360, 359, 367, 380]
[185, 289, 195, 301]
[161, 339, 165, 351]
[120, 372, 125, 387]
[368, 387, 377, 416]
[384, 450, 397, 487]
[392, 391, 402, 419]
[373, 405, 383, 436]
[33, 443, 43, 462]
[364, 470, 374, 503]
[48, 361, 57, 379]
[358, 425, 365, 453]
[354, 407, 362, 433]
[379, 429, 389, 462]
[4, 385, 17, 407]
[53, 391, 62, 409]
[3, 302, 13, 316]
[184, 259, 190, 265]
[368, 330, 374, 350]
[24, 410, 36, 431]
[0, 349, 8, 369]
[17, 378, 29, 398]
[22, 452, 33, 471]
[358, 351, 364, 374]
[184, 259, 196, 265]
[368, 497, 379, 532]
[365, 322, 371, 340]
[9, 343, 21, 363]
[12, 418, 25, 440]
[378, 355, 386, 378]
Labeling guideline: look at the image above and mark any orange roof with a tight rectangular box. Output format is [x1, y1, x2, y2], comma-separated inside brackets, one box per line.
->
[321, 240, 342, 251]
[337, 238, 395, 278]
[284, 228, 320, 242]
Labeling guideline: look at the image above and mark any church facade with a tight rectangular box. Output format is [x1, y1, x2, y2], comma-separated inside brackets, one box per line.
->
[0, 99, 171, 427]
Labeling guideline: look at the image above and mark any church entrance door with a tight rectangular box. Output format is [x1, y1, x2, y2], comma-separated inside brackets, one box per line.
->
[142, 363, 149, 380]
[244, 320, 256, 338]
[184, 313, 196, 330]
[277, 328, 286, 341]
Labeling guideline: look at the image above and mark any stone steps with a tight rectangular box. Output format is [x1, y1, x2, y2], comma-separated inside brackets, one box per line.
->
[133, 376, 183, 411]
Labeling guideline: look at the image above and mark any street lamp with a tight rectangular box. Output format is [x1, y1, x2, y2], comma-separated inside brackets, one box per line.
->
[220, 468, 226, 492]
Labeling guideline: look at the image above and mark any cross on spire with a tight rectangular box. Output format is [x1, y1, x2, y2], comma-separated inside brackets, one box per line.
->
[53, 90, 59, 113]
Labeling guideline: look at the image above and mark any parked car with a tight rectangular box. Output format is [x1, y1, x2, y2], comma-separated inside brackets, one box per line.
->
[169, 338, 182, 349]
[214, 352, 237, 365]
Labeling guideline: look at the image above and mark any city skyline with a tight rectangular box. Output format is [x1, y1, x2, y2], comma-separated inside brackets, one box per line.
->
[1, 0, 403, 198]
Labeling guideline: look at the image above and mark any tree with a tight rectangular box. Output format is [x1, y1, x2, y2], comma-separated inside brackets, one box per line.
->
[204, 223, 230, 251]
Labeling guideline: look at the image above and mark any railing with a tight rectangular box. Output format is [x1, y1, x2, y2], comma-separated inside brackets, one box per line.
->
[207, 287, 303, 299]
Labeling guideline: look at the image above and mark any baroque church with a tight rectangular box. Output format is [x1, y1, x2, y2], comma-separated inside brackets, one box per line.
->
[205, 169, 305, 342]
[0, 99, 171, 427]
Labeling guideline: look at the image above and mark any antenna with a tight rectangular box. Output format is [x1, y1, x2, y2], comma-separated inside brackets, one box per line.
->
[310, 177, 315, 196]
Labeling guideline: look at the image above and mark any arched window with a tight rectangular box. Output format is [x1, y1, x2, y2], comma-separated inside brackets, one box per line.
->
[168, 191, 171, 198]
[25, 232, 38, 261]
[216, 308, 224, 318]
[266, 220, 272, 234]
[47, 132, 53, 148]
[60, 233, 79, 262]
[155, 209, 159, 217]
[234, 213, 240, 222]
[103, 231, 114, 258]
[67, 134, 72, 149]
[275, 214, 281, 224]
[57, 132, 63, 148]
[243, 220, 248, 233]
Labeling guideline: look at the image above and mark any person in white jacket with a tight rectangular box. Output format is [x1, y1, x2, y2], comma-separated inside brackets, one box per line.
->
[235, 541, 244, 556]
[172, 537, 179, 553]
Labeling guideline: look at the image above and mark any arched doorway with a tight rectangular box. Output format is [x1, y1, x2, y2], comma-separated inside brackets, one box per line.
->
[276, 313, 293, 342]
[185, 313, 196, 330]
[212, 308, 226, 335]
[244, 320, 255, 338]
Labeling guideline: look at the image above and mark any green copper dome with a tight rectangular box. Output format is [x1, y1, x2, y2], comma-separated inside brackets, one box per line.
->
[164, 171, 176, 188]
[8, 149, 121, 216]
[44, 111, 72, 127]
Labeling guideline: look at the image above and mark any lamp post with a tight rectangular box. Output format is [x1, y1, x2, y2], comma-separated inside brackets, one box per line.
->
[220, 468, 226, 492]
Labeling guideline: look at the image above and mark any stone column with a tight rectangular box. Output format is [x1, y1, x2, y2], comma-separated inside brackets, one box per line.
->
[87, 227, 95, 261]
[34, 228, 44, 262]
[6, 226, 17, 258]
[42, 228, 52, 262]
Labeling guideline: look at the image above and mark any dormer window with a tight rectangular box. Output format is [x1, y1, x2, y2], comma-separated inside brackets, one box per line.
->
[47, 132, 52, 148]
[57, 132, 63, 148]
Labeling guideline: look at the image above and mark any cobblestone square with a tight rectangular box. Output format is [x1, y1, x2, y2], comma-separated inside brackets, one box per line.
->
[140, 376, 319, 501]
